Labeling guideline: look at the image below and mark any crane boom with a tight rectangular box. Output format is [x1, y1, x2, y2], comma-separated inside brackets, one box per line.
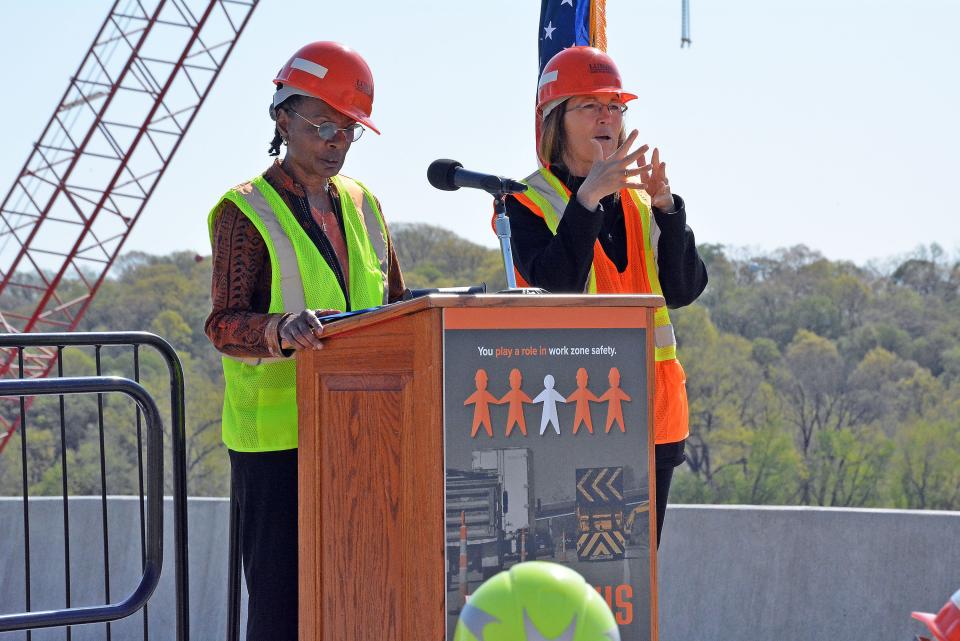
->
[0, 0, 260, 453]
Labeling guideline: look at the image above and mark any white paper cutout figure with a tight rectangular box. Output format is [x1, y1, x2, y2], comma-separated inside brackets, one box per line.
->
[533, 374, 567, 435]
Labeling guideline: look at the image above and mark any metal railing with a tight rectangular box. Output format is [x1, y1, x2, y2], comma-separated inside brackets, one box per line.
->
[0, 332, 188, 640]
[226, 486, 242, 641]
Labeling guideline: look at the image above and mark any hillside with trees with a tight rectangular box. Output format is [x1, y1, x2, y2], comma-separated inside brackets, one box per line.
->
[2, 225, 958, 509]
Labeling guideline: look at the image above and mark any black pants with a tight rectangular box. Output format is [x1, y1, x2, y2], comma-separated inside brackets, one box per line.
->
[230, 449, 299, 641]
[654, 439, 686, 548]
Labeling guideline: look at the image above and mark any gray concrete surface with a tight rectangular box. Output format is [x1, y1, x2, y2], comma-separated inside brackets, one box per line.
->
[0, 496, 245, 641]
[2, 498, 957, 640]
[658, 505, 960, 641]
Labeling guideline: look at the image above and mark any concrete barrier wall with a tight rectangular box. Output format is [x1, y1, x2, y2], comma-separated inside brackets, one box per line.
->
[0, 496, 245, 641]
[2, 499, 957, 640]
[659, 505, 960, 641]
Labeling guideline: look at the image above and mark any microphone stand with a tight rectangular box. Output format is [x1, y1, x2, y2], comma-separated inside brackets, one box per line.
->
[425, 159, 544, 294]
[493, 192, 517, 289]
[492, 191, 546, 294]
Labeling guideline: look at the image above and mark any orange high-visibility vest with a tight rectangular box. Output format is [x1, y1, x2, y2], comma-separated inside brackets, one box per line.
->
[507, 166, 689, 444]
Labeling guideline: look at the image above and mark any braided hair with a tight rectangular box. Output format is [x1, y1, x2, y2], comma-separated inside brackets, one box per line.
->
[268, 128, 284, 157]
[268, 91, 303, 156]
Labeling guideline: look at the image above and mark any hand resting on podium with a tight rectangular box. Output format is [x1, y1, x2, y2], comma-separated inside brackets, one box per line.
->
[278, 308, 341, 352]
[278, 306, 386, 352]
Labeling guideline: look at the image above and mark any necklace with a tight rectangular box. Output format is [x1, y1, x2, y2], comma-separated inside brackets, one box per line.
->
[304, 181, 332, 235]
[290, 184, 349, 303]
[314, 199, 327, 235]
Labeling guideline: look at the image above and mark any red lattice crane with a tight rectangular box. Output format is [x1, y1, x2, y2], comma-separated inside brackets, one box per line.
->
[0, 0, 260, 453]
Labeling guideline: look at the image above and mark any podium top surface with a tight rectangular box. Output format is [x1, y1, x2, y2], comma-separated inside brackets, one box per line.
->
[320, 293, 664, 339]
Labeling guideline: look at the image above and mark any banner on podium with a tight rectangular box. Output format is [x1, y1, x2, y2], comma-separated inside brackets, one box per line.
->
[443, 306, 656, 641]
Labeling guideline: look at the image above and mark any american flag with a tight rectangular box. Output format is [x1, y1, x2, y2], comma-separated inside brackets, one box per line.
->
[535, 0, 606, 161]
[539, 0, 691, 76]
[538, 0, 606, 77]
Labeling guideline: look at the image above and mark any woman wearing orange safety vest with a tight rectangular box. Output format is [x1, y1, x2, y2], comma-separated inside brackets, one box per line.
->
[505, 46, 708, 546]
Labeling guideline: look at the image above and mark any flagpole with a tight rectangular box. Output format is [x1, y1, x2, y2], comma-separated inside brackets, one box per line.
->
[591, 0, 607, 51]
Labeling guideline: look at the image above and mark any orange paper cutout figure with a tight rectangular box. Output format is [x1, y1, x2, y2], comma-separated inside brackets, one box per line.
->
[567, 367, 600, 434]
[464, 369, 500, 438]
[498, 368, 532, 436]
[599, 367, 631, 433]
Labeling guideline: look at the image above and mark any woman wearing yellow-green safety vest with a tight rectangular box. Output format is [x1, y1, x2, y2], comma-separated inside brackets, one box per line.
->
[204, 42, 406, 641]
[504, 46, 708, 548]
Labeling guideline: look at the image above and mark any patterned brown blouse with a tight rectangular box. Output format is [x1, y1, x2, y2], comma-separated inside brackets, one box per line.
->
[205, 161, 406, 358]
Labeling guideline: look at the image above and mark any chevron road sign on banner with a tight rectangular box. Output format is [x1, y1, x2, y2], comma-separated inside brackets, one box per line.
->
[577, 529, 626, 561]
[576, 466, 627, 561]
[576, 466, 624, 506]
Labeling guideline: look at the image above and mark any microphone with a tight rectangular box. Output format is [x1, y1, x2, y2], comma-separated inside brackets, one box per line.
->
[427, 159, 527, 194]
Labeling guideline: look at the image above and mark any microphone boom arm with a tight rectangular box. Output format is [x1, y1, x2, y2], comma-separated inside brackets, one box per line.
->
[427, 158, 540, 293]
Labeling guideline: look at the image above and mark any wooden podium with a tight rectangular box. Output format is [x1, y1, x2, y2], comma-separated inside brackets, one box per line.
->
[297, 294, 664, 641]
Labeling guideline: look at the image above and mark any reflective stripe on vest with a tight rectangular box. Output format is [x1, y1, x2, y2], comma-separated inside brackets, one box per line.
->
[216, 179, 305, 367]
[521, 168, 599, 293]
[244, 181, 308, 312]
[623, 188, 677, 362]
[516, 167, 688, 443]
[330, 174, 390, 306]
[207, 173, 389, 452]
[520, 168, 676, 358]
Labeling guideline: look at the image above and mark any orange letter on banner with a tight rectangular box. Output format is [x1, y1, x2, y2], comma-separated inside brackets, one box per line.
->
[595, 584, 614, 610]
[615, 584, 633, 625]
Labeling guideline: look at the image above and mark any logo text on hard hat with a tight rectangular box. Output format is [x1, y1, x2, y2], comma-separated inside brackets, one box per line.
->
[355, 79, 372, 97]
[588, 63, 614, 74]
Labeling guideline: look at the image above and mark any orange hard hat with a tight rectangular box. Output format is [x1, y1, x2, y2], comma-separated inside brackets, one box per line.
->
[536, 46, 638, 118]
[272, 41, 379, 134]
[913, 589, 960, 641]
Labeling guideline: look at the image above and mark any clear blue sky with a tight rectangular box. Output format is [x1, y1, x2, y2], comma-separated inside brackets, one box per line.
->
[1, 0, 957, 266]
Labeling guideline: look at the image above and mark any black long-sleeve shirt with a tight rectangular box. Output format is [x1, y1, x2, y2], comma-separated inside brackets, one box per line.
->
[506, 166, 707, 308]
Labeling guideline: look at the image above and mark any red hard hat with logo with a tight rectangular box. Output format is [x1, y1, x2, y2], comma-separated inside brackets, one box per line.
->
[272, 41, 380, 134]
[536, 46, 638, 118]
[913, 588, 960, 641]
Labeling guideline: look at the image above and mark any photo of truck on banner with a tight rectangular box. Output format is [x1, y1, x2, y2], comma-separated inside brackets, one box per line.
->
[442, 306, 657, 641]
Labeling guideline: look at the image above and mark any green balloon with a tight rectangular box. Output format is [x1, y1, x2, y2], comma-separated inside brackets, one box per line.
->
[454, 561, 620, 641]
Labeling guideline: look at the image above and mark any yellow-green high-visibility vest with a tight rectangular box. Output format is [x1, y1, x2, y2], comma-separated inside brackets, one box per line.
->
[509, 166, 689, 444]
[207, 173, 390, 452]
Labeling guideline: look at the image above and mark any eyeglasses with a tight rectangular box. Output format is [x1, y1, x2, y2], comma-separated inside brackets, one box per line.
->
[567, 101, 628, 118]
[287, 109, 365, 142]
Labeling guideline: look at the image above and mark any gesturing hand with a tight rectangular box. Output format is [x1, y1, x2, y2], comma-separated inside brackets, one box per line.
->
[279, 308, 341, 351]
[638, 146, 675, 212]
[576, 129, 648, 212]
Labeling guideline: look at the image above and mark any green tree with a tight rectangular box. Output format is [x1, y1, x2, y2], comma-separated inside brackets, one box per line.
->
[3, 233, 960, 510]
[392, 223, 507, 291]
